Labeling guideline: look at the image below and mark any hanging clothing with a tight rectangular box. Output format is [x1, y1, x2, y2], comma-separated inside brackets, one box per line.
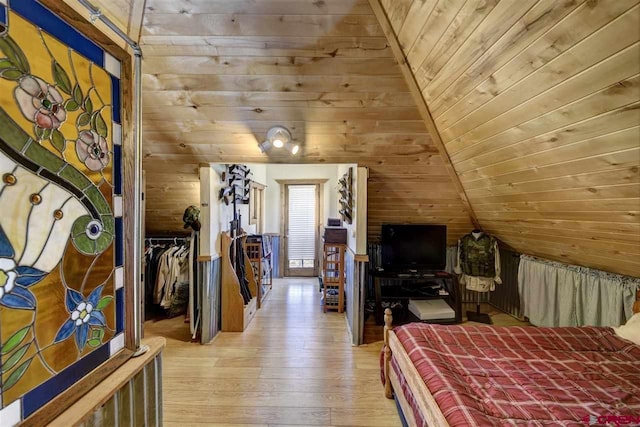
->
[154, 245, 179, 304]
[159, 245, 188, 309]
[145, 246, 165, 304]
[455, 232, 501, 292]
[145, 238, 195, 319]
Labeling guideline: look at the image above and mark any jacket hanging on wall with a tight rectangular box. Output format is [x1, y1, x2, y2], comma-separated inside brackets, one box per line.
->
[455, 231, 502, 292]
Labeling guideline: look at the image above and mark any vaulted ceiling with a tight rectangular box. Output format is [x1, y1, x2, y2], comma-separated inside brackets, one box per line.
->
[375, 0, 640, 276]
[70, 0, 640, 276]
[138, 0, 474, 242]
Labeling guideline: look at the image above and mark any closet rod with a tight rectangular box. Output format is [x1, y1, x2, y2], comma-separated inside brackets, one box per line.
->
[146, 237, 190, 241]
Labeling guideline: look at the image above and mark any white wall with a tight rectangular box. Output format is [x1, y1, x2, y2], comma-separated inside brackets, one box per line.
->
[199, 166, 215, 257]
[199, 164, 235, 259]
[262, 164, 341, 234]
[355, 166, 368, 255]
[337, 164, 357, 252]
[249, 163, 267, 186]
[208, 163, 360, 256]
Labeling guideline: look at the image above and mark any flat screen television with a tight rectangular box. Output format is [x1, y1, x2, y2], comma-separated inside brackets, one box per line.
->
[381, 224, 447, 272]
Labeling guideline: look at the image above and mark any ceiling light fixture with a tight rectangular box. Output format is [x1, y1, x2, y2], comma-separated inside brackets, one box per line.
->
[259, 126, 299, 155]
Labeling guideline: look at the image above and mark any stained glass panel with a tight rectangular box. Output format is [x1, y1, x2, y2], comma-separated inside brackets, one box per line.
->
[0, 0, 124, 423]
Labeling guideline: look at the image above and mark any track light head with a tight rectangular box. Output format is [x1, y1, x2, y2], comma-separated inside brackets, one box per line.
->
[258, 140, 272, 153]
[286, 143, 299, 155]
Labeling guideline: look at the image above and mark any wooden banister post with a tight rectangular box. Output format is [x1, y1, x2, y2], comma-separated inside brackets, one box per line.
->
[383, 308, 393, 399]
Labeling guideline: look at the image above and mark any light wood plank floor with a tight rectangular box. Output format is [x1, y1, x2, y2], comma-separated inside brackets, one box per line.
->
[145, 278, 401, 427]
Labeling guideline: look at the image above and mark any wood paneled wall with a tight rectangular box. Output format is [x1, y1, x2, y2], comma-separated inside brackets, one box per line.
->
[141, 0, 475, 242]
[378, 0, 640, 276]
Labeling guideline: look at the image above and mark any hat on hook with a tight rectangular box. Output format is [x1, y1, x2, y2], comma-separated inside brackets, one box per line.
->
[183, 205, 201, 231]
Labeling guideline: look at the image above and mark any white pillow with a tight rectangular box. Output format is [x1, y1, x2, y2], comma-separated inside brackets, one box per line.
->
[613, 313, 640, 345]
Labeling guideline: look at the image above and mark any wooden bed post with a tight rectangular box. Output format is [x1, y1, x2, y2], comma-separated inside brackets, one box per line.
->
[634, 289, 640, 314]
[384, 308, 394, 399]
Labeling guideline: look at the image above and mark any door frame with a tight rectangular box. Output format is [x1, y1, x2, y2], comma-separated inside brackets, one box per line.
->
[277, 179, 327, 277]
[249, 180, 266, 233]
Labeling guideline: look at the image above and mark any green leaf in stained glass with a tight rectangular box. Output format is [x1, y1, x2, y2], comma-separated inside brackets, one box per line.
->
[90, 327, 105, 341]
[0, 36, 30, 74]
[1, 326, 30, 355]
[52, 60, 72, 95]
[0, 58, 13, 70]
[77, 112, 91, 127]
[35, 127, 52, 141]
[0, 68, 22, 81]
[87, 327, 105, 348]
[73, 84, 83, 104]
[97, 296, 113, 310]
[84, 96, 93, 114]
[92, 112, 108, 138]
[2, 342, 30, 373]
[3, 359, 32, 390]
[64, 99, 79, 111]
[51, 129, 66, 152]
[0, 58, 21, 80]
[34, 127, 44, 140]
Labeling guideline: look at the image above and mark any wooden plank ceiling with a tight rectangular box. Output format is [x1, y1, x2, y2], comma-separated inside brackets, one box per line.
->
[376, 0, 640, 276]
[140, 0, 474, 240]
[62, 0, 132, 35]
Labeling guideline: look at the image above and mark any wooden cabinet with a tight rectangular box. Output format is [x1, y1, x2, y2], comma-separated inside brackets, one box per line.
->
[245, 235, 273, 308]
[321, 243, 346, 313]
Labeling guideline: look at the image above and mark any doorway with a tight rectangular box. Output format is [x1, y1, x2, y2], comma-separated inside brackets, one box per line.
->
[281, 181, 323, 277]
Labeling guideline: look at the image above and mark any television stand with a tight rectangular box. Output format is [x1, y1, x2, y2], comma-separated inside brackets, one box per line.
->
[396, 272, 435, 278]
[371, 271, 461, 325]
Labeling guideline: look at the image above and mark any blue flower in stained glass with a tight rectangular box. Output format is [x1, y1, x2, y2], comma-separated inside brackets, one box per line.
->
[54, 285, 106, 351]
[0, 226, 46, 310]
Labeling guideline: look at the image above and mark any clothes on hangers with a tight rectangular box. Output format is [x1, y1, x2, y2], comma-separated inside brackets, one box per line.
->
[454, 232, 502, 292]
[158, 244, 189, 309]
[144, 239, 193, 317]
[145, 245, 165, 306]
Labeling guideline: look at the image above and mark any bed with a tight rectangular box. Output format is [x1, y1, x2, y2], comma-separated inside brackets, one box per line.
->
[381, 301, 640, 426]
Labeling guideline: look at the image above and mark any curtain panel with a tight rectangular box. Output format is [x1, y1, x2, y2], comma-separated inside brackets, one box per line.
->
[518, 255, 640, 327]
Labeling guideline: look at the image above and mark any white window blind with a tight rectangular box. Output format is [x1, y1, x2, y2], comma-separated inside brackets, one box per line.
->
[287, 185, 317, 265]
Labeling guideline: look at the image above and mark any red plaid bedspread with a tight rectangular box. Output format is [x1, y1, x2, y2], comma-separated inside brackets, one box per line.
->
[392, 323, 640, 426]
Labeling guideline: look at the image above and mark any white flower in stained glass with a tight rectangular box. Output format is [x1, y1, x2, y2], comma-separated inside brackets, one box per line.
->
[0, 257, 17, 299]
[75, 130, 110, 171]
[0, 246, 42, 310]
[71, 301, 93, 326]
[15, 75, 67, 130]
[54, 286, 107, 351]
